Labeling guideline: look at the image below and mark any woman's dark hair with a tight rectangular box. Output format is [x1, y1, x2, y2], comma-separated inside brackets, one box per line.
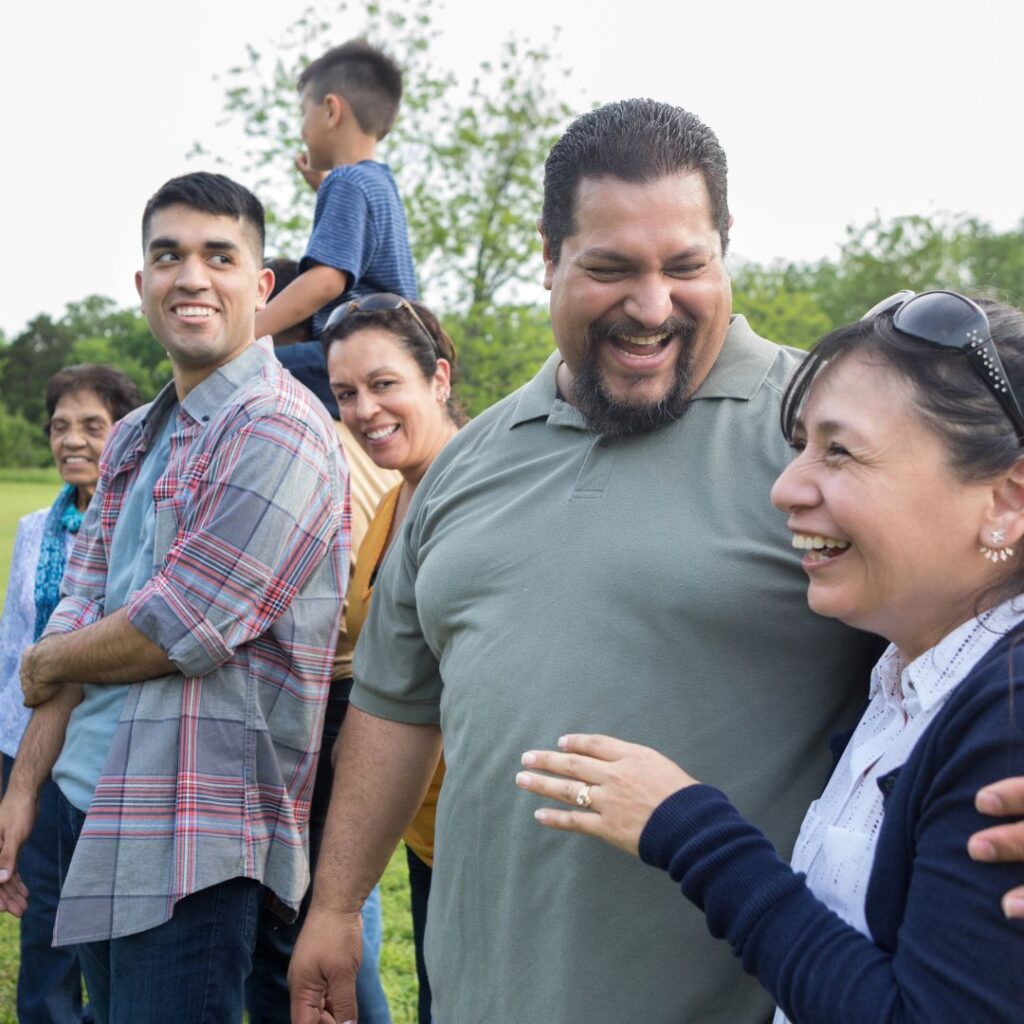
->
[45, 364, 142, 431]
[321, 299, 467, 426]
[781, 296, 1024, 604]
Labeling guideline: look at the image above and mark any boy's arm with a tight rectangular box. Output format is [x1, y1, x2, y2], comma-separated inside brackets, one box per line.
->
[254, 264, 349, 342]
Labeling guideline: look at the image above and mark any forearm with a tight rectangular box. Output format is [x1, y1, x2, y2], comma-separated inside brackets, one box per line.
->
[254, 264, 348, 340]
[642, 783, 1024, 1023]
[29, 607, 175, 688]
[311, 707, 442, 912]
[5, 685, 82, 800]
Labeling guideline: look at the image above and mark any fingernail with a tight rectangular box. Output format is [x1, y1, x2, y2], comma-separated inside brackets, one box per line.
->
[968, 838, 996, 861]
[521, 751, 536, 767]
[515, 772, 531, 787]
[534, 809, 550, 822]
[0, 870, 9, 883]
[557, 735, 568, 749]
[1004, 896, 1024, 919]
[977, 790, 1003, 813]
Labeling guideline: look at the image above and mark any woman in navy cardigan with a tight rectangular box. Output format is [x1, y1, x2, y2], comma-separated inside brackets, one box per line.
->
[517, 292, 1024, 1022]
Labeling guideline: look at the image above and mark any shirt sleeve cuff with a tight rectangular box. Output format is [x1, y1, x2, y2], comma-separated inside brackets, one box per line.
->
[349, 683, 441, 726]
[126, 577, 231, 678]
[638, 784, 736, 870]
[41, 596, 104, 639]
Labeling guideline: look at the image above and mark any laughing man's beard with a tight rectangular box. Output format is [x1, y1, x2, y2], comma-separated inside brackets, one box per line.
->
[570, 317, 697, 439]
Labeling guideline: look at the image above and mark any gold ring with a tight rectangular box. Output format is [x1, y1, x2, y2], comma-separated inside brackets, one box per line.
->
[575, 784, 593, 809]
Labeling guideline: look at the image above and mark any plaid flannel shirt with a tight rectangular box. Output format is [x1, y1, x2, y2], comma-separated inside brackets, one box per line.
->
[45, 338, 349, 945]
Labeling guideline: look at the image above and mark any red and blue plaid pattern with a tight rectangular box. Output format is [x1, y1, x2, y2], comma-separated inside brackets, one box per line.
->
[46, 340, 350, 944]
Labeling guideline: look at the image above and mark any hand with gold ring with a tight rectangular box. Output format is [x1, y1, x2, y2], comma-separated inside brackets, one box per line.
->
[515, 734, 698, 857]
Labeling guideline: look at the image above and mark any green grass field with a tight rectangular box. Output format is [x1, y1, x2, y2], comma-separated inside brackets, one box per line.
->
[0, 479, 419, 1022]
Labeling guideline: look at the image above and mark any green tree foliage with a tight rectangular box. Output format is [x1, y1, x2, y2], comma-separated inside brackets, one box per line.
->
[731, 264, 832, 351]
[731, 213, 1024, 351]
[0, 314, 77, 426]
[449, 305, 555, 417]
[62, 295, 170, 398]
[0, 297, 165, 465]
[0, 405, 50, 468]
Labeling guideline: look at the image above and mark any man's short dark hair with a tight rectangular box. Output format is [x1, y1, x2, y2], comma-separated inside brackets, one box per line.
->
[298, 38, 403, 140]
[265, 257, 314, 343]
[542, 99, 730, 262]
[265, 257, 301, 295]
[141, 172, 266, 259]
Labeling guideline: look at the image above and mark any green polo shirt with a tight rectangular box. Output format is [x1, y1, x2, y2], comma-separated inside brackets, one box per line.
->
[353, 315, 879, 1024]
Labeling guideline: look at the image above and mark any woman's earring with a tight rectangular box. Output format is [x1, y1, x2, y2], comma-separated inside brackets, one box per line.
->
[980, 530, 1015, 562]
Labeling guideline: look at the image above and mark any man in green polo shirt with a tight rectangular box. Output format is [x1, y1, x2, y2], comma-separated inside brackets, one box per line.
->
[289, 100, 1023, 1023]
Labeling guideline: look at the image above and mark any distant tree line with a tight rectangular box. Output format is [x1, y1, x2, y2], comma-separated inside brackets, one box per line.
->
[3, 211, 1022, 466]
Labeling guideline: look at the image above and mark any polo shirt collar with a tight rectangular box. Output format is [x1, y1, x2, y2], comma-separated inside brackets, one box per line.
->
[509, 315, 779, 429]
[690, 315, 780, 402]
[509, 351, 588, 429]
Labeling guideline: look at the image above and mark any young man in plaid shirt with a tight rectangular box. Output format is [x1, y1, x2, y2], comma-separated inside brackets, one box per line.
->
[0, 172, 349, 1022]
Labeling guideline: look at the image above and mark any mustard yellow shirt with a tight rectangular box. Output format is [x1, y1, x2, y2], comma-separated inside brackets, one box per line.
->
[347, 484, 444, 867]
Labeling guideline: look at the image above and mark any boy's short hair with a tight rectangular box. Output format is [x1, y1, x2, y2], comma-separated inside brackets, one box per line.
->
[298, 39, 403, 140]
[141, 172, 266, 260]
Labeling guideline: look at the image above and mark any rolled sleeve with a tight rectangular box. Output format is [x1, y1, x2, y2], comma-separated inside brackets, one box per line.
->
[126, 414, 347, 677]
[41, 595, 105, 639]
[41, 466, 112, 639]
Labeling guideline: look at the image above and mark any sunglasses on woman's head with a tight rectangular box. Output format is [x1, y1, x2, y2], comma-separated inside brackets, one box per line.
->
[324, 293, 440, 353]
[862, 289, 1024, 444]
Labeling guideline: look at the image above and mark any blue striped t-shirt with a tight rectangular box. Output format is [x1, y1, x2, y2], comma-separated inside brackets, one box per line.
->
[301, 160, 418, 337]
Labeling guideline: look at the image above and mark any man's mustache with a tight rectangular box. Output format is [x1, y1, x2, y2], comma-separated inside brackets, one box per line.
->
[586, 315, 698, 345]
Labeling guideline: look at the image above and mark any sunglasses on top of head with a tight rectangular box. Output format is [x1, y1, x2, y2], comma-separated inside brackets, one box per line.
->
[861, 289, 1024, 445]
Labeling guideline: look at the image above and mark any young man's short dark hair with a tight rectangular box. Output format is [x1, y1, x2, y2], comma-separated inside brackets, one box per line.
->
[141, 172, 266, 259]
[541, 98, 731, 262]
[298, 39, 403, 140]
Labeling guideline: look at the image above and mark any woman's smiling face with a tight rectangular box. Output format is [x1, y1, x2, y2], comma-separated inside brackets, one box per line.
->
[328, 326, 452, 483]
[770, 352, 1003, 659]
[48, 388, 115, 503]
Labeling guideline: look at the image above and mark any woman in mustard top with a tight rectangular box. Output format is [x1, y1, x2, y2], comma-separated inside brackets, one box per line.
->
[323, 294, 465, 1024]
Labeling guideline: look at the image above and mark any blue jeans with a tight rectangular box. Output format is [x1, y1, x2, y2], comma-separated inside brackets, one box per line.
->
[246, 682, 391, 1024]
[57, 791, 262, 1024]
[2, 755, 89, 1024]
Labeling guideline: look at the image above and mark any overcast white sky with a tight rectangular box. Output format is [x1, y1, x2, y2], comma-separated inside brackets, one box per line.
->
[1, 0, 1021, 338]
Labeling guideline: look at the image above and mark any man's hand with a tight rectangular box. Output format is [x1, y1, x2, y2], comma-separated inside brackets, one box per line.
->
[288, 903, 363, 1024]
[0, 790, 36, 917]
[20, 642, 60, 707]
[295, 151, 328, 193]
[969, 777, 1024, 918]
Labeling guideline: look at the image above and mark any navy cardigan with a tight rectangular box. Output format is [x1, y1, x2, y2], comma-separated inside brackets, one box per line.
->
[640, 634, 1024, 1023]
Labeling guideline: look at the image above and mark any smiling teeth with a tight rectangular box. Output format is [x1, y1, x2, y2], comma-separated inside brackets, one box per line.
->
[620, 332, 669, 347]
[791, 533, 850, 551]
[176, 306, 214, 317]
[366, 426, 398, 440]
